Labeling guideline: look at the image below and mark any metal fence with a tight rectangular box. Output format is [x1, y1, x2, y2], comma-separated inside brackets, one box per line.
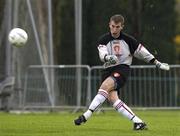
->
[23, 65, 91, 110]
[91, 65, 180, 108]
[20, 65, 180, 110]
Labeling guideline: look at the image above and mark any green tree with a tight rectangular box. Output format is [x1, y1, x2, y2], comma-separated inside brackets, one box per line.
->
[141, 0, 176, 64]
[83, 0, 176, 65]
[52, 0, 75, 64]
[52, 0, 176, 65]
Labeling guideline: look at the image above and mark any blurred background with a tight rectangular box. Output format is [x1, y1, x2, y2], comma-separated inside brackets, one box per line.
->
[0, 0, 180, 111]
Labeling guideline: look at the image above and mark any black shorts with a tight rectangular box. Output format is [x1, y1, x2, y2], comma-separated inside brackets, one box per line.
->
[101, 64, 130, 91]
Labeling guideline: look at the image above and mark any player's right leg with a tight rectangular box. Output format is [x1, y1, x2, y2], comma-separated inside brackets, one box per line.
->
[74, 77, 114, 125]
[74, 88, 108, 125]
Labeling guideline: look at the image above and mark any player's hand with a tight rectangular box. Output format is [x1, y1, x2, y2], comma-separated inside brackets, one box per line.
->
[105, 55, 118, 64]
[155, 60, 170, 71]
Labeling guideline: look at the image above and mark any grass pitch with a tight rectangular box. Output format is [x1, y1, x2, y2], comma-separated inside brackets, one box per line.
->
[0, 110, 180, 136]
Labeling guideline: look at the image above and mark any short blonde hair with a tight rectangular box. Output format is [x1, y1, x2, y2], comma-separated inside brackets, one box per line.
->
[110, 14, 124, 25]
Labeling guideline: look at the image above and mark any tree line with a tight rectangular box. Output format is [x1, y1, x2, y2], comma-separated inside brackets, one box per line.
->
[52, 0, 176, 66]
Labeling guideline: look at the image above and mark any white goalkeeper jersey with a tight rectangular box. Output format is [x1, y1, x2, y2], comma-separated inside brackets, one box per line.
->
[97, 32, 155, 68]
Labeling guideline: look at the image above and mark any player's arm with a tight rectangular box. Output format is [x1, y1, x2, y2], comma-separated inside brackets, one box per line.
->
[133, 44, 170, 70]
[97, 44, 118, 64]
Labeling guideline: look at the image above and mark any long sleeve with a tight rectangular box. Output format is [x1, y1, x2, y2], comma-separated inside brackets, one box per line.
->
[97, 44, 108, 62]
[133, 44, 155, 63]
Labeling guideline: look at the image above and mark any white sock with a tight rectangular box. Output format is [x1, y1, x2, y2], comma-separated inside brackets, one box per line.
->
[83, 89, 108, 120]
[83, 110, 92, 120]
[132, 116, 143, 123]
[113, 99, 142, 123]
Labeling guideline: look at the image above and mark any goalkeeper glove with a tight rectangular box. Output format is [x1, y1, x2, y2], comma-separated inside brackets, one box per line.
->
[105, 55, 118, 64]
[155, 60, 170, 71]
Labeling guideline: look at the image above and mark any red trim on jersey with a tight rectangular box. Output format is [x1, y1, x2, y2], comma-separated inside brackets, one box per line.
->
[138, 44, 143, 51]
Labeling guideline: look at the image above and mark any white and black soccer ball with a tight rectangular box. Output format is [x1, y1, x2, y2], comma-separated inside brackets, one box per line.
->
[8, 28, 28, 47]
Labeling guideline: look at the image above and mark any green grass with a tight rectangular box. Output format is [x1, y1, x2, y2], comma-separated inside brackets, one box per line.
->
[0, 110, 180, 136]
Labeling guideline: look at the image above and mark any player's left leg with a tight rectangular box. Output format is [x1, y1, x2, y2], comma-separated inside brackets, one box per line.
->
[107, 71, 147, 130]
[108, 91, 147, 130]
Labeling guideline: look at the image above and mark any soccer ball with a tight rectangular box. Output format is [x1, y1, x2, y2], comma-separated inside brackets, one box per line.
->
[8, 28, 28, 47]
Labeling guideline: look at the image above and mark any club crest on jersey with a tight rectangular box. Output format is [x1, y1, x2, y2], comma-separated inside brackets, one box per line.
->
[112, 40, 121, 56]
[113, 72, 120, 77]
[114, 46, 120, 53]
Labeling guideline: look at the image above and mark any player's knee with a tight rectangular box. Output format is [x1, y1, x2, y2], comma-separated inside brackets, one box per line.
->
[100, 78, 115, 91]
[107, 95, 113, 102]
[108, 92, 119, 103]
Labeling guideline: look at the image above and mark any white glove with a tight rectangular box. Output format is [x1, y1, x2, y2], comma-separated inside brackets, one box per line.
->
[105, 55, 118, 64]
[155, 60, 170, 71]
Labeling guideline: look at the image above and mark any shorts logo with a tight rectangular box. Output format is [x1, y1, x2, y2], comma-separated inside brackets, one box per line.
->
[113, 72, 120, 77]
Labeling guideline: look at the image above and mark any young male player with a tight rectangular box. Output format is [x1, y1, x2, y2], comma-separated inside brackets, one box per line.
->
[74, 14, 169, 130]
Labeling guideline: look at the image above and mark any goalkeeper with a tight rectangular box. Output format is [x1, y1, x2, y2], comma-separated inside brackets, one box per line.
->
[74, 14, 169, 130]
